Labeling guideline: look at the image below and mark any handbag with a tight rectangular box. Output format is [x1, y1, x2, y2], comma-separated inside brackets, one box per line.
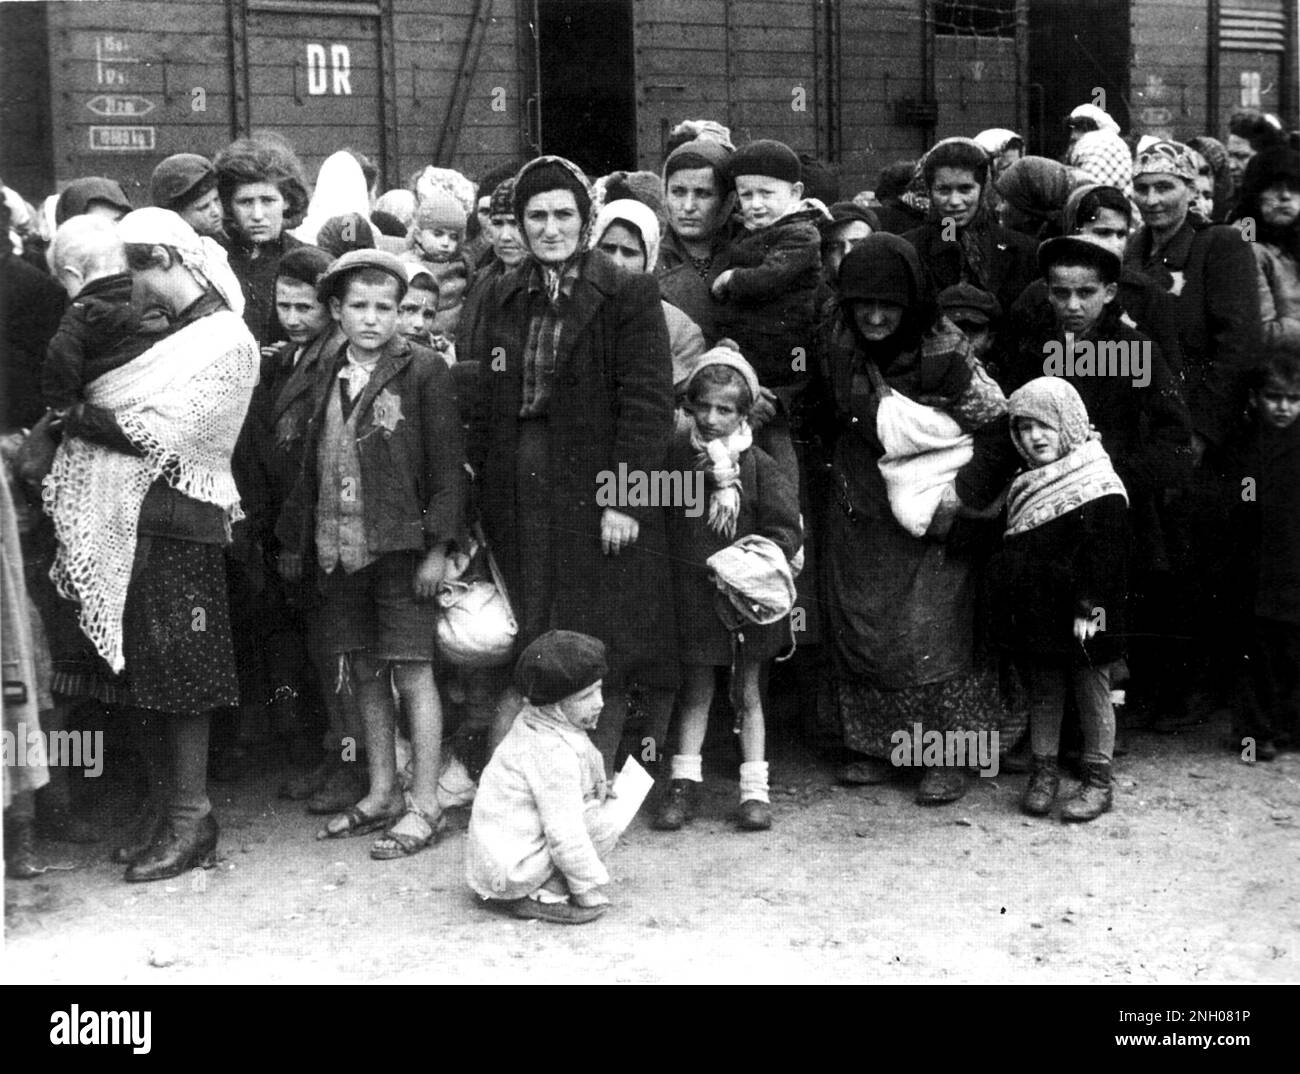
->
[434, 524, 518, 668]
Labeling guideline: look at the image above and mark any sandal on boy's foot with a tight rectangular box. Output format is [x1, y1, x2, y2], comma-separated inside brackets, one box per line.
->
[836, 758, 892, 785]
[507, 898, 606, 925]
[916, 767, 968, 805]
[370, 806, 445, 860]
[316, 798, 402, 840]
[737, 798, 772, 831]
[306, 763, 367, 815]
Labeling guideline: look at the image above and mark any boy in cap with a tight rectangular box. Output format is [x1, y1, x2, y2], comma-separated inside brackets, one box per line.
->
[467, 630, 619, 924]
[712, 138, 828, 479]
[276, 247, 467, 859]
[938, 282, 1000, 364]
[150, 153, 223, 239]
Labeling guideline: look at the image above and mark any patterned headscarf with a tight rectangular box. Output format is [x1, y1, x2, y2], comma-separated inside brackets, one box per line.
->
[488, 177, 516, 218]
[1068, 130, 1133, 197]
[1133, 141, 1199, 184]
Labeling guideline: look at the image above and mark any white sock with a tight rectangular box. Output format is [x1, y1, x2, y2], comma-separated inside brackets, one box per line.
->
[670, 753, 703, 782]
[739, 760, 770, 803]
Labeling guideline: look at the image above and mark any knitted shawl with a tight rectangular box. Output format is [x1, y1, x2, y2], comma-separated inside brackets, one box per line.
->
[44, 309, 259, 671]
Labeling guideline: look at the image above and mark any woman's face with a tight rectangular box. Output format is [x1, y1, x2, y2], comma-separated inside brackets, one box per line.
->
[229, 181, 285, 244]
[1193, 174, 1215, 219]
[930, 166, 982, 228]
[523, 188, 583, 264]
[596, 221, 647, 273]
[490, 213, 526, 266]
[1132, 174, 1191, 232]
[665, 166, 727, 243]
[852, 299, 906, 342]
[823, 219, 873, 281]
[1260, 181, 1300, 228]
[130, 249, 192, 319]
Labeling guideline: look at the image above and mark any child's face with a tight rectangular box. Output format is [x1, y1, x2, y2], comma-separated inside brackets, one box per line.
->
[558, 681, 604, 731]
[953, 318, 993, 359]
[329, 277, 401, 358]
[1255, 376, 1300, 429]
[229, 181, 285, 244]
[852, 299, 905, 342]
[1259, 181, 1300, 228]
[179, 188, 224, 239]
[1046, 264, 1116, 336]
[1074, 207, 1130, 261]
[1015, 416, 1064, 466]
[691, 382, 747, 441]
[415, 226, 461, 261]
[734, 175, 802, 228]
[398, 285, 436, 343]
[275, 277, 330, 344]
[596, 222, 647, 273]
[930, 166, 982, 228]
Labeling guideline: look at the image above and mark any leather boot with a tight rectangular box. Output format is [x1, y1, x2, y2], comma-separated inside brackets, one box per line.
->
[652, 780, 696, 831]
[1020, 755, 1060, 817]
[111, 803, 166, 865]
[1061, 760, 1113, 822]
[124, 813, 219, 882]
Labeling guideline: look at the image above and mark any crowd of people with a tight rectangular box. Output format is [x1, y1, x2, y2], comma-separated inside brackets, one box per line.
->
[2, 100, 1298, 925]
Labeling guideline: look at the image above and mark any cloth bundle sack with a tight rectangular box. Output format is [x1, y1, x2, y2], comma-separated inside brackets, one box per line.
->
[875, 388, 973, 537]
[434, 526, 517, 668]
[706, 534, 796, 627]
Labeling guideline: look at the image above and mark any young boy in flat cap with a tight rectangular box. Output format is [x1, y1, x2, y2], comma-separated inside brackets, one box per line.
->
[277, 247, 466, 859]
[467, 630, 621, 924]
[150, 153, 224, 239]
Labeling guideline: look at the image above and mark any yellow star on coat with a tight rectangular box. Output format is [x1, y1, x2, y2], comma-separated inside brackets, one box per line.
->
[371, 388, 405, 433]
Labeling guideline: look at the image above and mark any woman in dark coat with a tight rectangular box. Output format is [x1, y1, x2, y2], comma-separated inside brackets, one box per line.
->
[467, 156, 678, 774]
[810, 235, 1024, 804]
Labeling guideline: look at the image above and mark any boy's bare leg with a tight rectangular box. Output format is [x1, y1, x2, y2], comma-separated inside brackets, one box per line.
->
[392, 661, 442, 821]
[349, 654, 399, 816]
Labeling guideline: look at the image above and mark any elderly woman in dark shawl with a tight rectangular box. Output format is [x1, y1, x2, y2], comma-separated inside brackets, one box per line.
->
[811, 234, 1023, 803]
[467, 156, 678, 775]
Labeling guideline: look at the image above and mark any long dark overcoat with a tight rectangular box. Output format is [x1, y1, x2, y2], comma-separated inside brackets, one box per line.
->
[467, 250, 679, 689]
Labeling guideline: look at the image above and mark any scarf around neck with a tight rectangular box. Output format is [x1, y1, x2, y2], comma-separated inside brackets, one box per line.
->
[1005, 437, 1127, 536]
[44, 309, 259, 671]
[689, 421, 753, 537]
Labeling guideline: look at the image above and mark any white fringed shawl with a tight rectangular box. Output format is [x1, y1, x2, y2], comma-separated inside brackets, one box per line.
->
[43, 309, 259, 671]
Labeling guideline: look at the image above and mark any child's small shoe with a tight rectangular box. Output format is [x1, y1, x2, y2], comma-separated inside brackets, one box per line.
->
[1060, 761, 1113, 822]
[737, 798, 772, 831]
[652, 780, 696, 831]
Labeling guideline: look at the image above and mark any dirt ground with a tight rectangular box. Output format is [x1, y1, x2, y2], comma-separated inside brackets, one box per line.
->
[6, 708, 1300, 985]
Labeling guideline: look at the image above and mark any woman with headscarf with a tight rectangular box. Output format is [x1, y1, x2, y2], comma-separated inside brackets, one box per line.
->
[1187, 136, 1234, 223]
[466, 156, 678, 776]
[902, 138, 1039, 334]
[994, 156, 1083, 239]
[292, 150, 372, 247]
[43, 208, 258, 882]
[1125, 139, 1262, 729]
[973, 128, 1024, 184]
[1067, 129, 1133, 200]
[810, 234, 1022, 802]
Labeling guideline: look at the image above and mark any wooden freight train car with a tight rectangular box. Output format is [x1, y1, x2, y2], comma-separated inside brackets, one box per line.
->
[0, 1, 1295, 208]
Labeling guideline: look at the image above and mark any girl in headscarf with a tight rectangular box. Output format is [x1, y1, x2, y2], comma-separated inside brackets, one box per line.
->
[44, 208, 258, 882]
[991, 377, 1129, 821]
[467, 156, 678, 777]
[811, 234, 1023, 803]
[901, 137, 1039, 331]
[590, 196, 706, 391]
[1187, 135, 1234, 222]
